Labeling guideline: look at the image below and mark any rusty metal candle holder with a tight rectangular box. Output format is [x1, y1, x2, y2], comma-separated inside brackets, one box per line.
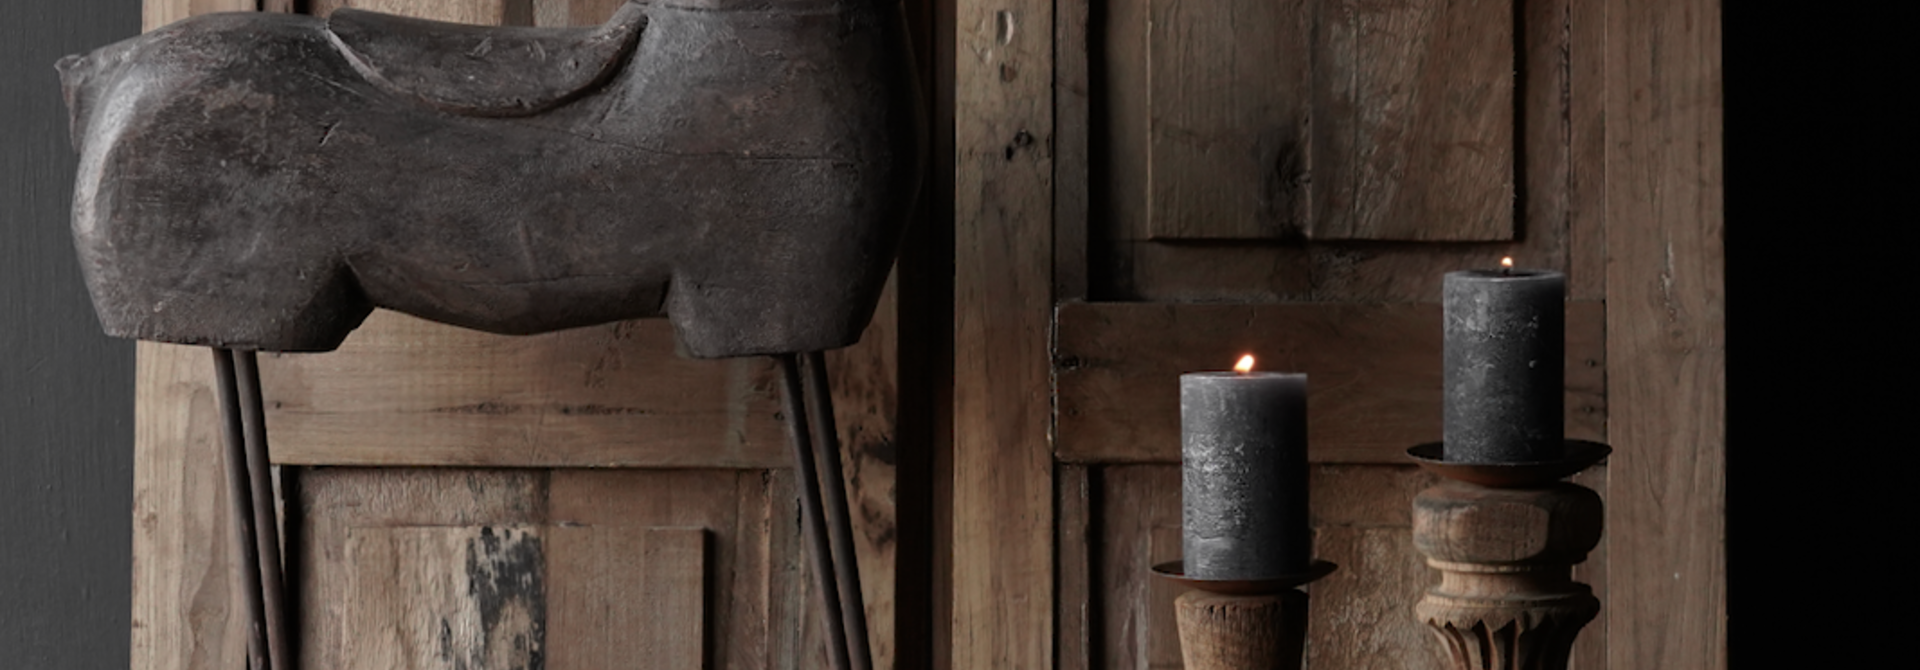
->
[1151, 559, 1336, 670]
[56, 1, 923, 668]
[1404, 440, 1610, 670]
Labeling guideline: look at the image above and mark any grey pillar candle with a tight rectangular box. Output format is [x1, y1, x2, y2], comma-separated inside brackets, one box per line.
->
[1181, 363, 1310, 580]
[1442, 265, 1566, 463]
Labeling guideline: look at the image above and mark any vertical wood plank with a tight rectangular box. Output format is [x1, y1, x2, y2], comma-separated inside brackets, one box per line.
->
[1145, 0, 1309, 241]
[953, 0, 1053, 668]
[1053, 0, 1090, 300]
[826, 277, 902, 670]
[1603, 0, 1725, 667]
[1311, 0, 1514, 241]
[1144, 526, 1183, 669]
[132, 342, 245, 670]
[550, 526, 707, 670]
[1565, 0, 1608, 302]
[1055, 465, 1093, 670]
[341, 525, 546, 669]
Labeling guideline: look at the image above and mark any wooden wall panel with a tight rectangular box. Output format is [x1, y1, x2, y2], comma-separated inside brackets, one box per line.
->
[953, 0, 1055, 666]
[1144, 0, 1310, 241]
[1310, 0, 1513, 241]
[1602, 0, 1726, 665]
[549, 527, 707, 670]
[1119, 0, 1513, 242]
[298, 468, 806, 670]
[340, 525, 547, 669]
[1054, 301, 1606, 464]
[1093, 0, 1579, 303]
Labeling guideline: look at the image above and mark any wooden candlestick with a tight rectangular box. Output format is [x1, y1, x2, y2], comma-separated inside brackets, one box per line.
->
[1175, 590, 1308, 670]
[1153, 560, 1332, 670]
[1411, 480, 1602, 670]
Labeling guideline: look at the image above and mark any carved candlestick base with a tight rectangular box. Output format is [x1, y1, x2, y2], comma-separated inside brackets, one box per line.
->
[1411, 480, 1602, 670]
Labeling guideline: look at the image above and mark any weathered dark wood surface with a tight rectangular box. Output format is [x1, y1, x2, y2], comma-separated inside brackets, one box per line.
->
[952, 0, 1056, 667]
[66, 0, 922, 357]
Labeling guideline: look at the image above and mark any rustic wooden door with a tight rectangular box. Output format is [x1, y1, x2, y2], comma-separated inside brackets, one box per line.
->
[949, 0, 1723, 668]
[130, 1, 940, 669]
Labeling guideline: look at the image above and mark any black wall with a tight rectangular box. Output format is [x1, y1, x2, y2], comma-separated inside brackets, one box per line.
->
[1, 2, 139, 665]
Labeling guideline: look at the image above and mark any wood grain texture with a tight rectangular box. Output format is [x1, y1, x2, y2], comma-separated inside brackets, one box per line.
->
[309, 0, 534, 24]
[952, 0, 1054, 667]
[341, 525, 547, 669]
[1053, 0, 1090, 300]
[1054, 301, 1605, 464]
[131, 343, 246, 670]
[1602, 0, 1726, 666]
[143, 0, 253, 32]
[261, 313, 786, 468]
[547, 469, 812, 670]
[533, 0, 627, 27]
[296, 468, 804, 669]
[549, 526, 707, 670]
[1145, 0, 1310, 241]
[1056, 465, 1094, 670]
[1099, 465, 1442, 670]
[1312, 0, 1513, 241]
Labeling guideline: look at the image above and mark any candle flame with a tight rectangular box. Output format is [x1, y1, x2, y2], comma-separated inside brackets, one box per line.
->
[1234, 354, 1256, 374]
[1501, 257, 1514, 269]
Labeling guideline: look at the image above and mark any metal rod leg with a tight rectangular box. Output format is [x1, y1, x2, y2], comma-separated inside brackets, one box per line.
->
[235, 351, 293, 670]
[800, 351, 874, 670]
[212, 348, 269, 670]
[777, 354, 853, 670]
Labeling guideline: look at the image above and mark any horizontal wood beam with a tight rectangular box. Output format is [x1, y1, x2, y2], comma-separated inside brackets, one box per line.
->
[262, 312, 788, 468]
[1053, 301, 1605, 464]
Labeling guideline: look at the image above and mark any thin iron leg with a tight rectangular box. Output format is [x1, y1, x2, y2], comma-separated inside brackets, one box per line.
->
[235, 351, 293, 670]
[777, 354, 853, 670]
[800, 351, 874, 670]
[213, 348, 269, 670]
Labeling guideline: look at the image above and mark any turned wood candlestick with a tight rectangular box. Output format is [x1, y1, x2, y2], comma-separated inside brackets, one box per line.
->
[1153, 560, 1334, 670]
[1406, 442, 1608, 670]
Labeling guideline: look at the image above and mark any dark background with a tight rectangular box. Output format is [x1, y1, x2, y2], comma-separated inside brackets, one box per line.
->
[1724, 4, 1902, 666]
[1, 2, 1894, 667]
[1, 0, 139, 666]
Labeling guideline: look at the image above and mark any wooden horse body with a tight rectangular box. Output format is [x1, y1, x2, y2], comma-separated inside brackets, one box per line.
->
[59, 3, 918, 668]
[58, 0, 922, 357]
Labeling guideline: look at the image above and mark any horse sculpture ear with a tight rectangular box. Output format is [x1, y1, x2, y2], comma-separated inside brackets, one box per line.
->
[55, 54, 91, 151]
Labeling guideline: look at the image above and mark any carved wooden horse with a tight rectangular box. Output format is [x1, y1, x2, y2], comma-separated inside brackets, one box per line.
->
[59, 1, 921, 667]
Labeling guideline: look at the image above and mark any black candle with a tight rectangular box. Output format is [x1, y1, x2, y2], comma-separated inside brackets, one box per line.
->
[1442, 262, 1566, 463]
[1181, 356, 1311, 579]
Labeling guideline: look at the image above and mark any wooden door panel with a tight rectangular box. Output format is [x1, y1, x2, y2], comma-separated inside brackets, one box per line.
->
[297, 467, 822, 670]
[1122, 0, 1515, 242]
[1054, 301, 1607, 464]
[1144, 0, 1311, 241]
